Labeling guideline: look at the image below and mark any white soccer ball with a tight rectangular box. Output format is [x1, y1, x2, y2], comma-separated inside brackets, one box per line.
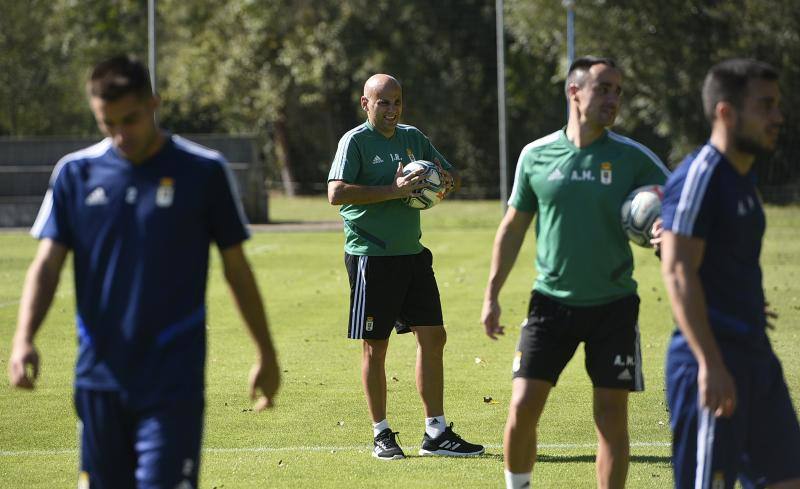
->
[621, 184, 664, 248]
[401, 160, 446, 210]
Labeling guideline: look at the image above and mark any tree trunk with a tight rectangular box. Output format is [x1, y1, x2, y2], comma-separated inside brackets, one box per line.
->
[273, 110, 295, 197]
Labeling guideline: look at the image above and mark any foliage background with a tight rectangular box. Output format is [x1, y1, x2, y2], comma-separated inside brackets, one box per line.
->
[1, 0, 798, 197]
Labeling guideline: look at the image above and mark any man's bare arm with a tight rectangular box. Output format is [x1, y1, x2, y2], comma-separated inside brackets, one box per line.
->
[481, 207, 535, 340]
[328, 163, 427, 205]
[9, 239, 68, 389]
[661, 231, 736, 417]
[220, 244, 280, 410]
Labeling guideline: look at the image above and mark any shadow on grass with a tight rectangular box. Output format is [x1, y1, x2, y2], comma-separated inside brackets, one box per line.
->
[403, 453, 504, 461]
[538, 454, 671, 466]
[400, 453, 670, 465]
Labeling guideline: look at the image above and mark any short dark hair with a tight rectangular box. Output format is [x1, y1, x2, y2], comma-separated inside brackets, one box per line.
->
[565, 56, 619, 97]
[87, 54, 153, 101]
[702, 58, 779, 122]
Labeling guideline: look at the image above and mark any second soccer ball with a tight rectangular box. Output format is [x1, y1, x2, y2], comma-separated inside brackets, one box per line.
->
[621, 184, 663, 247]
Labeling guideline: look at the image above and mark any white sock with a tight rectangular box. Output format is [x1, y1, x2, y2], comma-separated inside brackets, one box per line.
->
[425, 415, 446, 438]
[504, 470, 531, 489]
[372, 419, 390, 437]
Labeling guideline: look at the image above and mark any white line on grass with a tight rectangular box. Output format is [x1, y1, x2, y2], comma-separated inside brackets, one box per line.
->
[0, 441, 670, 457]
[0, 300, 19, 309]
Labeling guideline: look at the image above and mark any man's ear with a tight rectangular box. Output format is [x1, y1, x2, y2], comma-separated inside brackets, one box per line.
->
[567, 83, 580, 103]
[716, 101, 736, 129]
[360, 96, 369, 112]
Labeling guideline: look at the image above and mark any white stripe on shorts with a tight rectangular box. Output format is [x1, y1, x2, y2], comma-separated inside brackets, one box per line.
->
[349, 256, 368, 339]
[695, 407, 716, 489]
[634, 322, 644, 391]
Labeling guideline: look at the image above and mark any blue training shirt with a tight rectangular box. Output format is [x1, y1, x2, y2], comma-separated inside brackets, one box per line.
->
[31, 135, 250, 408]
[661, 143, 766, 337]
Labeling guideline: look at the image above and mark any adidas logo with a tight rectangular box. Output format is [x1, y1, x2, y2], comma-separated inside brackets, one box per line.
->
[372, 155, 384, 165]
[547, 168, 565, 181]
[438, 441, 461, 450]
[85, 187, 108, 206]
[617, 368, 632, 381]
[428, 419, 440, 426]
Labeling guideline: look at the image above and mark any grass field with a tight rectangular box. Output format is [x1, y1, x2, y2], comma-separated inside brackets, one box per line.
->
[1, 196, 799, 488]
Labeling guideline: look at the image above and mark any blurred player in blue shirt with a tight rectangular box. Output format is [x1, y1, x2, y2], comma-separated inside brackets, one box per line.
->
[7, 55, 280, 489]
[661, 59, 800, 489]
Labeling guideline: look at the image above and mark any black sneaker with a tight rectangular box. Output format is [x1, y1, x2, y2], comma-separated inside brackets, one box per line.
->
[373, 429, 405, 460]
[419, 423, 485, 457]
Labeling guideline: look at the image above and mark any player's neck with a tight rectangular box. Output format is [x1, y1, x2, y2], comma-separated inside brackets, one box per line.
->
[709, 132, 755, 175]
[366, 119, 395, 139]
[131, 129, 167, 165]
[566, 118, 605, 148]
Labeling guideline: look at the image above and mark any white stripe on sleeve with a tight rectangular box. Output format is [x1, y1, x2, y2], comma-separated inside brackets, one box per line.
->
[30, 139, 111, 239]
[672, 146, 719, 235]
[508, 131, 560, 206]
[331, 126, 367, 181]
[608, 131, 671, 176]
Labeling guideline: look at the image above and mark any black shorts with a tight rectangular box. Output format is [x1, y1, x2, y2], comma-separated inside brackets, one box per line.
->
[512, 292, 644, 391]
[345, 248, 444, 340]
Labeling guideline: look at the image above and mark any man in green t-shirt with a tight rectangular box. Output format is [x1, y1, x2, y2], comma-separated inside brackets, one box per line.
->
[481, 57, 670, 489]
[328, 74, 484, 460]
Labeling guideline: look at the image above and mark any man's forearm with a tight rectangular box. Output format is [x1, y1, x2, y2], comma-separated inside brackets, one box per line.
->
[15, 257, 62, 343]
[225, 255, 275, 358]
[225, 264, 276, 359]
[328, 182, 399, 205]
[485, 223, 526, 301]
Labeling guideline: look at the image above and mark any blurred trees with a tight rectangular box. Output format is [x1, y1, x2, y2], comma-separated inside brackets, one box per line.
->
[157, 0, 499, 193]
[1, 0, 798, 197]
[505, 0, 800, 192]
[0, 0, 148, 135]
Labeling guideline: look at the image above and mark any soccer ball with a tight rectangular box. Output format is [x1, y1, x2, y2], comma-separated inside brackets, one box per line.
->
[401, 160, 446, 210]
[621, 184, 664, 247]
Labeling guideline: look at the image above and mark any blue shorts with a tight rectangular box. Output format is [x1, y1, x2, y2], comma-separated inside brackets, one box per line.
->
[666, 331, 800, 489]
[75, 388, 204, 489]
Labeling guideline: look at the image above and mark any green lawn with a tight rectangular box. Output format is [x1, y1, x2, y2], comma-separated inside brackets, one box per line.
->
[1, 196, 798, 488]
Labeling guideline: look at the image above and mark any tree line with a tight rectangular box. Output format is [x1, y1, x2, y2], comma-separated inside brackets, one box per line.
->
[2, 0, 798, 199]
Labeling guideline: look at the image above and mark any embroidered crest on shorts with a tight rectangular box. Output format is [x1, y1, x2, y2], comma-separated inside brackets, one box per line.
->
[365, 316, 374, 332]
[78, 471, 90, 489]
[512, 351, 522, 373]
[712, 471, 726, 489]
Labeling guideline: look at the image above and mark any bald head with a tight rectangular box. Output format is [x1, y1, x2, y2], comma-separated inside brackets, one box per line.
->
[361, 74, 403, 137]
[364, 74, 401, 98]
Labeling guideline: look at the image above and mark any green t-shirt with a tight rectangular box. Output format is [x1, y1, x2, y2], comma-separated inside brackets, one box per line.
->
[509, 128, 669, 306]
[328, 122, 452, 256]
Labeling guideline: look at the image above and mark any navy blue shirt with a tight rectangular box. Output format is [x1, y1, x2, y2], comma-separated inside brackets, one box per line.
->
[32, 135, 249, 408]
[661, 143, 766, 338]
